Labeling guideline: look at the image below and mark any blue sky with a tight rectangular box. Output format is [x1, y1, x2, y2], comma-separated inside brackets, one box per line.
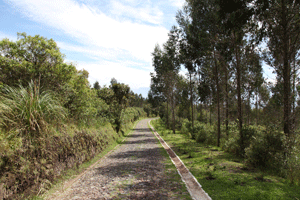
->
[0, 0, 276, 98]
[0, 0, 186, 97]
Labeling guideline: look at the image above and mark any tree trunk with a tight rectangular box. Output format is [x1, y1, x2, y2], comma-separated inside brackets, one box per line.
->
[292, 55, 296, 129]
[214, 50, 221, 147]
[234, 32, 243, 152]
[282, 1, 291, 137]
[209, 97, 212, 126]
[225, 63, 229, 136]
[166, 100, 169, 128]
[171, 89, 176, 134]
[256, 89, 258, 125]
[248, 90, 251, 125]
[190, 72, 194, 132]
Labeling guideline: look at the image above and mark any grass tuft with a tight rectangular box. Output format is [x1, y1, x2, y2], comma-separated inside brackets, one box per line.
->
[0, 81, 66, 138]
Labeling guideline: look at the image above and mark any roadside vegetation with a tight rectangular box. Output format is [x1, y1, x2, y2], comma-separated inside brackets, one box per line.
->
[148, 0, 300, 197]
[152, 119, 300, 200]
[0, 33, 153, 199]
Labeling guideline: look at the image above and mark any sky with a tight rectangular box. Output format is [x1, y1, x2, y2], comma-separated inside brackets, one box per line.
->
[0, 0, 276, 98]
[0, 0, 186, 97]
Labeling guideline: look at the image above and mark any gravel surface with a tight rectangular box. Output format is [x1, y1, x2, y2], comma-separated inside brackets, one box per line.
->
[50, 119, 191, 200]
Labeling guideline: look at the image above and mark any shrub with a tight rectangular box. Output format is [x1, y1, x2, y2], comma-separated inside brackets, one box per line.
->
[223, 125, 260, 157]
[239, 126, 257, 155]
[180, 119, 190, 135]
[245, 128, 284, 172]
[195, 127, 207, 143]
[223, 136, 240, 155]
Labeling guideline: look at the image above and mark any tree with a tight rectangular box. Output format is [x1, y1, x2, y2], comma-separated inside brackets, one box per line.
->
[150, 34, 180, 134]
[218, 0, 253, 151]
[254, 0, 300, 136]
[178, 0, 225, 146]
[0, 32, 76, 93]
[109, 78, 130, 133]
[93, 81, 101, 90]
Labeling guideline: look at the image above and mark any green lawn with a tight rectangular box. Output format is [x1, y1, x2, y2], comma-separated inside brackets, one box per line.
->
[151, 119, 300, 200]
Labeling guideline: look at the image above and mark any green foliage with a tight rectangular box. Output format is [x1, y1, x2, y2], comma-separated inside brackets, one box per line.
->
[0, 33, 76, 93]
[0, 124, 119, 199]
[245, 128, 284, 171]
[120, 107, 146, 133]
[181, 119, 216, 145]
[152, 119, 300, 199]
[285, 135, 300, 184]
[222, 125, 261, 157]
[0, 81, 66, 138]
[0, 32, 150, 199]
[0, 130, 22, 159]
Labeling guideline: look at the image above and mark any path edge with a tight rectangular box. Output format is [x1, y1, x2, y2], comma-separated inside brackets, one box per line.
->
[148, 119, 212, 200]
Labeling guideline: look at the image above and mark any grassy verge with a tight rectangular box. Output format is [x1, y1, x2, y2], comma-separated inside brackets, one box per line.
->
[34, 119, 142, 200]
[148, 120, 192, 200]
[151, 119, 300, 200]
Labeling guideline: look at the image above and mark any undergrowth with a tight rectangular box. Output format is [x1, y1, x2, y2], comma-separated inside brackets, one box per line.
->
[151, 118, 300, 200]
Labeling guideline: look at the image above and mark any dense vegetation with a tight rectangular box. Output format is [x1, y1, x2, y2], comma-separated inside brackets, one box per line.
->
[0, 33, 150, 199]
[149, 0, 300, 185]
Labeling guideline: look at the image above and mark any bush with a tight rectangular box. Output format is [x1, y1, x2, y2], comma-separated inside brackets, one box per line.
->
[180, 119, 216, 145]
[223, 125, 261, 157]
[180, 119, 190, 135]
[245, 128, 284, 171]
[285, 135, 300, 184]
[239, 126, 257, 155]
[223, 136, 240, 155]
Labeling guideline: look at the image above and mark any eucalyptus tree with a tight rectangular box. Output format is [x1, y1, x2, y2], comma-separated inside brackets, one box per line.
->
[218, 0, 253, 151]
[253, 0, 300, 136]
[150, 30, 181, 133]
[242, 44, 264, 124]
[178, 0, 227, 146]
[176, 6, 198, 131]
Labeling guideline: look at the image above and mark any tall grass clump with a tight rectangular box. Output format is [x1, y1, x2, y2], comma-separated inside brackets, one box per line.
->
[0, 81, 66, 138]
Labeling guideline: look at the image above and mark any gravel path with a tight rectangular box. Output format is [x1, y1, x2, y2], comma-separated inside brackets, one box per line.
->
[49, 119, 191, 199]
[149, 121, 211, 200]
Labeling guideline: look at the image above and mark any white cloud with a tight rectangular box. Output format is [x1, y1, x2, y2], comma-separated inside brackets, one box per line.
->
[170, 0, 185, 8]
[8, 0, 169, 63]
[56, 41, 128, 61]
[110, 0, 164, 25]
[74, 60, 151, 89]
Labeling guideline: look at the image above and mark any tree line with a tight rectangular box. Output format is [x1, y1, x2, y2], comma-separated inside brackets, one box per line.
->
[149, 0, 300, 181]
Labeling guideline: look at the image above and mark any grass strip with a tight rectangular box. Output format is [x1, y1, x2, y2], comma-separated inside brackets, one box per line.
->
[151, 119, 300, 200]
[148, 120, 192, 200]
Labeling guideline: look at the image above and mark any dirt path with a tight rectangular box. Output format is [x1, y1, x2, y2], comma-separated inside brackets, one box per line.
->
[46, 119, 191, 199]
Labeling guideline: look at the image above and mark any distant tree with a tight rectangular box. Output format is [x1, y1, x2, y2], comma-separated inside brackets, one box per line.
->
[109, 78, 130, 133]
[93, 81, 101, 90]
